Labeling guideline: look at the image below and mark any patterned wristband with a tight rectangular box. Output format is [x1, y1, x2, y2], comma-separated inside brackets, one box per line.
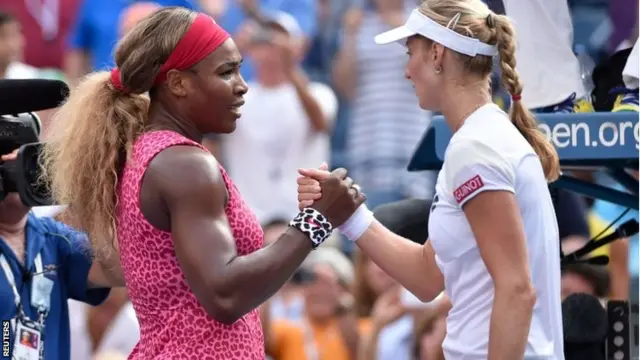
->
[289, 208, 333, 249]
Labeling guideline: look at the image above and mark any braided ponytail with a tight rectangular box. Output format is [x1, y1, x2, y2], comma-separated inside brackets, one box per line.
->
[493, 15, 560, 181]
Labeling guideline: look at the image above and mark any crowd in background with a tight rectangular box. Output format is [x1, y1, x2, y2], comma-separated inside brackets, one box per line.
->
[0, 0, 638, 359]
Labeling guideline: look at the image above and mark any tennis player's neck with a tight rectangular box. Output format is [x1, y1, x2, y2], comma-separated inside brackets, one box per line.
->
[442, 93, 491, 133]
[147, 103, 203, 143]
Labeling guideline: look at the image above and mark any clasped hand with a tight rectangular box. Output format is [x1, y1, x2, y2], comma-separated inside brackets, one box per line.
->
[296, 163, 365, 227]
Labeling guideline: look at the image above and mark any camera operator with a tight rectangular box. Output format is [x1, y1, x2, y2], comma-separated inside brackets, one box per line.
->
[0, 148, 115, 360]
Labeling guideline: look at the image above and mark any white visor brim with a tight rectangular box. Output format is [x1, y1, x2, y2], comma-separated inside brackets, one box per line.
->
[374, 9, 498, 57]
[374, 25, 417, 46]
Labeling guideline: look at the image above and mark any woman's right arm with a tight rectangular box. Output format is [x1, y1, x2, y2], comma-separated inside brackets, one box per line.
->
[357, 224, 444, 302]
[149, 146, 358, 324]
[298, 169, 444, 302]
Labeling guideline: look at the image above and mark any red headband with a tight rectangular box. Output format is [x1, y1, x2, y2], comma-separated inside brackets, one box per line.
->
[110, 13, 230, 93]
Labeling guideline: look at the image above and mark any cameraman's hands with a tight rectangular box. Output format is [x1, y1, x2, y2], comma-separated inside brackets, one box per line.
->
[298, 165, 365, 227]
[0, 148, 29, 220]
[1, 149, 18, 162]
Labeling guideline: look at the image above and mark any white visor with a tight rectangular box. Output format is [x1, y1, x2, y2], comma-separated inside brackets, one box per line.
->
[374, 9, 498, 57]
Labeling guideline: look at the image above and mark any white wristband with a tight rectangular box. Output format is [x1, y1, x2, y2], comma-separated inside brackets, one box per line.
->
[338, 204, 374, 242]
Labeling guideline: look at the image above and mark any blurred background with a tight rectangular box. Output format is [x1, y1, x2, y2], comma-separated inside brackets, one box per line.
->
[0, 0, 637, 359]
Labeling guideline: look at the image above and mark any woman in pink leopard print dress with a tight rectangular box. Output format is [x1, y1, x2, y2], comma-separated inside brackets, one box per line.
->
[42, 7, 364, 360]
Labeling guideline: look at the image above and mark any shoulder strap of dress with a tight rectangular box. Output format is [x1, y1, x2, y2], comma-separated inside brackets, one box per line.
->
[132, 130, 207, 170]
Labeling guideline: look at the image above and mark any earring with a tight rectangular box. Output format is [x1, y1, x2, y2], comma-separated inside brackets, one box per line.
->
[435, 67, 442, 74]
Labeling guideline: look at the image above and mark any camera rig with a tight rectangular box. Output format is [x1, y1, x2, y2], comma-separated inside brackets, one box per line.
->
[0, 112, 50, 206]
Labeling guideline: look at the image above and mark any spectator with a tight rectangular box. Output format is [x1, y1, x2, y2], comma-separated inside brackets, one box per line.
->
[554, 188, 591, 242]
[351, 199, 444, 360]
[353, 250, 414, 360]
[119, 2, 163, 37]
[612, 38, 639, 112]
[267, 247, 367, 360]
[90, 296, 139, 358]
[0, 149, 115, 360]
[1, 0, 80, 72]
[411, 295, 450, 360]
[0, 11, 66, 133]
[68, 300, 92, 360]
[64, 0, 199, 85]
[501, 0, 587, 112]
[218, 0, 317, 81]
[560, 236, 610, 300]
[263, 219, 290, 246]
[352, 251, 397, 319]
[565, 41, 637, 299]
[302, 0, 353, 83]
[0, 12, 38, 79]
[221, 11, 337, 223]
[593, 194, 639, 302]
[607, 0, 638, 53]
[93, 352, 128, 360]
[49, 212, 138, 360]
[262, 219, 305, 323]
[585, 200, 629, 300]
[332, 0, 434, 211]
[498, 1, 603, 291]
[199, 0, 228, 20]
[69, 288, 139, 360]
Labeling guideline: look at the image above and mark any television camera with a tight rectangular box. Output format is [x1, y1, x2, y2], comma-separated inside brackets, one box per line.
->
[0, 79, 69, 206]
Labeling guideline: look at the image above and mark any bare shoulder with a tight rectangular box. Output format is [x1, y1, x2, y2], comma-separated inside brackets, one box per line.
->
[145, 145, 226, 207]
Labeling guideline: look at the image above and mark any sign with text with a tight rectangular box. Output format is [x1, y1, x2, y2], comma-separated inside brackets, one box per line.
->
[408, 112, 639, 171]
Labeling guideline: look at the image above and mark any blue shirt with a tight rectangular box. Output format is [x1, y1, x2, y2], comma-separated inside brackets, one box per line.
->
[68, 0, 200, 71]
[218, 0, 317, 81]
[0, 213, 110, 360]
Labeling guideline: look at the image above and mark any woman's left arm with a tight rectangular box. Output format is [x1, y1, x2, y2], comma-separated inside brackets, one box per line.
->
[463, 191, 536, 360]
[445, 139, 537, 360]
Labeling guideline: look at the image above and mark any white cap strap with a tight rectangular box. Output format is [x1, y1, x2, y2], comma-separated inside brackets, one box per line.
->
[375, 9, 498, 57]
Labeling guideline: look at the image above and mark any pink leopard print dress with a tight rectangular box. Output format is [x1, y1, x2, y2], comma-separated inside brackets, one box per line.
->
[116, 130, 265, 359]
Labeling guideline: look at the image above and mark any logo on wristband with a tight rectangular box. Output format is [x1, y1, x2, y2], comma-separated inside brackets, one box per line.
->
[307, 219, 320, 228]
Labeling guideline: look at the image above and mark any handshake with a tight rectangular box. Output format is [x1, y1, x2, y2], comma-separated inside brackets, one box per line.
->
[293, 163, 377, 248]
[295, 163, 366, 228]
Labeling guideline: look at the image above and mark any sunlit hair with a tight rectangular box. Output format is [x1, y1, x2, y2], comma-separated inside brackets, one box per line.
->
[41, 7, 196, 261]
[418, 0, 560, 181]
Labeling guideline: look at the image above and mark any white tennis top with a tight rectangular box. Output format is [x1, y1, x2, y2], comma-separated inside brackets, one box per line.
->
[428, 104, 564, 359]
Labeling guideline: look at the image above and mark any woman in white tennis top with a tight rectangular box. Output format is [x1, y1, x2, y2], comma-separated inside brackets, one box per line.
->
[297, 0, 565, 359]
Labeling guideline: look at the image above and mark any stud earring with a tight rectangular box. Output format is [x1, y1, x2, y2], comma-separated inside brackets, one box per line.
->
[435, 67, 442, 74]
